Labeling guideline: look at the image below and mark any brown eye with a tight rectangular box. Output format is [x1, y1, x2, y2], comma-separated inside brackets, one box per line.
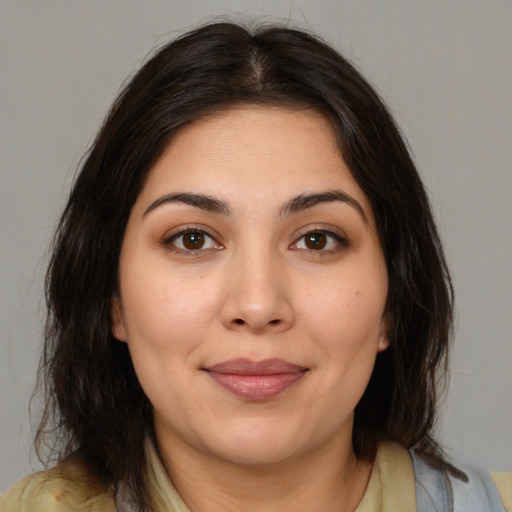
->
[167, 229, 221, 252]
[292, 230, 348, 252]
[304, 233, 327, 250]
[182, 231, 206, 250]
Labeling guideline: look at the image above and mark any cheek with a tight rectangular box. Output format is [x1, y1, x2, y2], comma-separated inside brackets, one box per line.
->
[296, 264, 388, 406]
[119, 270, 218, 411]
[299, 271, 387, 348]
[120, 263, 218, 347]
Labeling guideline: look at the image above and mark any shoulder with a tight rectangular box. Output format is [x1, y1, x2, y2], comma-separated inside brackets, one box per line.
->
[0, 454, 116, 512]
[493, 473, 512, 512]
[410, 450, 512, 512]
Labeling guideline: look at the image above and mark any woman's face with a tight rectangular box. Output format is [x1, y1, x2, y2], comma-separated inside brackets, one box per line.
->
[112, 106, 389, 467]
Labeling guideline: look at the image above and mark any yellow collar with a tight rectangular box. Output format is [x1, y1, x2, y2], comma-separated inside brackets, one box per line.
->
[140, 439, 417, 512]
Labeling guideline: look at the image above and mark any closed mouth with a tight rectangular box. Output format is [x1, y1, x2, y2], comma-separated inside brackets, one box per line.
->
[204, 358, 308, 400]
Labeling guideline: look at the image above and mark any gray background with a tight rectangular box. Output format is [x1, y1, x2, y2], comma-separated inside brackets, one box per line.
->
[1, 0, 511, 492]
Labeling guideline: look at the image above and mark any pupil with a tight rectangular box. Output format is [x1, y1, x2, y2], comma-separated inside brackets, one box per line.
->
[183, 232, 204, 250]
[306, 233, 326, 250]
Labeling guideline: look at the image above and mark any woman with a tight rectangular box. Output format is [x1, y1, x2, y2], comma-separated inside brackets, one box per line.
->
[1, 21, 510, 512]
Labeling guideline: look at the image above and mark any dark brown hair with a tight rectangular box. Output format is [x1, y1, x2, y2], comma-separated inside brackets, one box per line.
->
[36, 21, 454, 510]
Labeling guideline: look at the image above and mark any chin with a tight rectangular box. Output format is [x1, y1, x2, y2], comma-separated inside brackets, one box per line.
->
[200, 416, 320, 468]
[213, 438, 302, 467]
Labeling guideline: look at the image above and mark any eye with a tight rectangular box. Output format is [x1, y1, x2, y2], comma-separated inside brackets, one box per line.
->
[165, 229, 222, 252]
[291, 230, 348, 252]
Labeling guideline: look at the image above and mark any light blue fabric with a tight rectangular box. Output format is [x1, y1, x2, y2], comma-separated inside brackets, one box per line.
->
[411, 451, 506, 512]
[116, 450, 506, 511]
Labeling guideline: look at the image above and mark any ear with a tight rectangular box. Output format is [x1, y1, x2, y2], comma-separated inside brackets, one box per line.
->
[377, 334, 390, 352]
[377, 317, 390, 352]
[111, 296, 128, 342]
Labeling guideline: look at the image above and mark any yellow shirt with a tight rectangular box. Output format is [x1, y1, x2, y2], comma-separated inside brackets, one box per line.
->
[1, 441, 511, 511]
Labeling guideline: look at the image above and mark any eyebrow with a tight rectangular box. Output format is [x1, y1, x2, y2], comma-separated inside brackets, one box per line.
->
[143, 193, 232, 217]
[280, 190, 368, 224]
[143, 189, 367, 224]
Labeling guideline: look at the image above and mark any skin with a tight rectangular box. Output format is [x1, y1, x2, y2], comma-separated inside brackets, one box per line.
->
[112, 106, 389, 512]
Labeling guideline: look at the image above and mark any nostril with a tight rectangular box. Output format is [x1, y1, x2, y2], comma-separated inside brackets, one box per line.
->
[234, 319, 245, 325]
[269, 319, 281, 325]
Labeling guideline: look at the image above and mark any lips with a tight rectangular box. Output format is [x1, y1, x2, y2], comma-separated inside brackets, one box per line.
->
[204, 358, 308, 400]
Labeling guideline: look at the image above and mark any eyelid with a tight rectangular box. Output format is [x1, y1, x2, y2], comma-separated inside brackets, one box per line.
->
[162, 225, 224, 253]
[290, 225, 349, 251]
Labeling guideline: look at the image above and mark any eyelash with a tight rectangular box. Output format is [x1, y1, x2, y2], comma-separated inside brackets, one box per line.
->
[162, 227, 349, 255]
[290, 228, 349, 254]
[163, 227, 223, 255]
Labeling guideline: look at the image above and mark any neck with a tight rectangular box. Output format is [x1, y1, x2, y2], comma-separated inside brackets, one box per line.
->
[154, 429, 372, 512]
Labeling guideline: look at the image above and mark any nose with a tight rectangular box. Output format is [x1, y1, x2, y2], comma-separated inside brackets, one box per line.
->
[220, 248, 295, 334]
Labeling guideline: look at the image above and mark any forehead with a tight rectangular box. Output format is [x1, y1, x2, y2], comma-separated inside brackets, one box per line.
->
[135, 106, 372, 217]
